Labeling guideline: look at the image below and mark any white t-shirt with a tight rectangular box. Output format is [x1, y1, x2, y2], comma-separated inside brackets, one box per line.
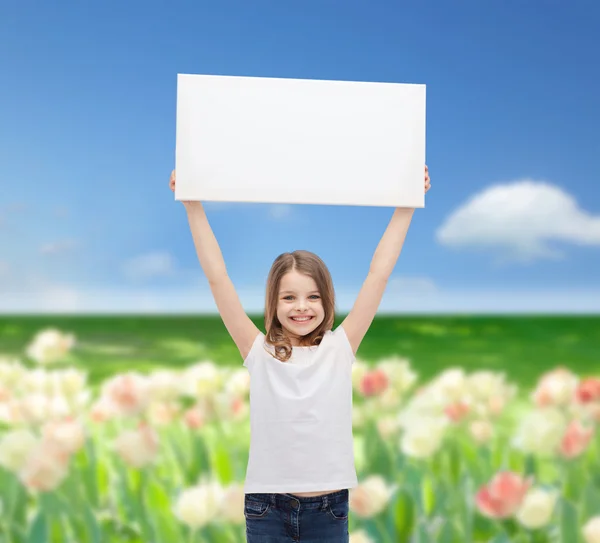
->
[242, 325, 359, 494]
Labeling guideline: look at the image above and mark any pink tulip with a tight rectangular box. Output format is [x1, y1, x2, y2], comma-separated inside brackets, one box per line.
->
[102, 373, 149, 417]
[359, 369, 389, 397]
[559, 420, 594, 459]
[576, 378, 600, 404]
[444, 401, 470, 423]
[184, 406, 205, 429]
[488, 396, 506, 417]
[476, 471, 532, 519]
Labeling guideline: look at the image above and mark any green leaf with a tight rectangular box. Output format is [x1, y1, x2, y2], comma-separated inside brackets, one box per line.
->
[48, 518, 64, 543]
[582, 481, 600, 520]
[437, 520, 460, 543]
[79, 439, 100, 508]
[188, 434, 211, 483]
[27, 513, 47, 543]
[145, 478, 182, 542]
[446, 442, 461, 485]
[82, 502, 102, 543]
[471, 514, 496, 541]
[393, 489, 415, 543]
[414, 522, 432, 543]
[212, 439, 234, 485]
[364, 421, 393, 478]
[560, 498, 579, 543]
[421, 475, 435, 517]
[563, 461, 581, 502]
[524, 454, 537, 478]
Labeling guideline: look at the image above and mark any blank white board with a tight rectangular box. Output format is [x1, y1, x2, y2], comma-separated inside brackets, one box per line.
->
[175, 73, 426, 208]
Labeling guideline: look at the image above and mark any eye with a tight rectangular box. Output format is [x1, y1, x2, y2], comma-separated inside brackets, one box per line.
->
[309, 295, 320, 299]
[283, 296, 294, 300]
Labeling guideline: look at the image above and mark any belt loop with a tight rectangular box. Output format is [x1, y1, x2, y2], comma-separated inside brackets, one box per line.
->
[322, 494, 329, 511]
[271, 494, 276, 507]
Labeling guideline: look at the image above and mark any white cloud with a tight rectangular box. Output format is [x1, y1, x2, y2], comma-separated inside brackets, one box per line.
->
[122, 251, 176, 280]
[40, 239, 80, 255]
[436, 180, 600, 263]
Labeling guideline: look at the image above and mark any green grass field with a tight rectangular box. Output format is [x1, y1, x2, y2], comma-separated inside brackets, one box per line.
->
[1, 314, 598, 387]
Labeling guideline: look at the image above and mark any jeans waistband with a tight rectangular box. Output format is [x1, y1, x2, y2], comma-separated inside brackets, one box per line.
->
[246, 488, 348, 510]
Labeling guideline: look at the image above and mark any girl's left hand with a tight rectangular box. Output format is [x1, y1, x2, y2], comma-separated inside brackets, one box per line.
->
[425, 165, 431, 193]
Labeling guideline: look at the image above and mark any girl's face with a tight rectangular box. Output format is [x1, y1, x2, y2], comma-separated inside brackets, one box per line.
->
[276, 270, 325, 344]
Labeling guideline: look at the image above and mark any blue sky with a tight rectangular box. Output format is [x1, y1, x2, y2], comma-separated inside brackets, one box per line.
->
[1, 0, 599, 314]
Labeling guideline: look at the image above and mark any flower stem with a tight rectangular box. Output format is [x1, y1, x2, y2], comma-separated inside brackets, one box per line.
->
[375, 516, 394, 543]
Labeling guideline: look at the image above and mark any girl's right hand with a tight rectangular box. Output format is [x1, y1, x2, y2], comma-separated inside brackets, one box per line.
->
[170, 170, 199, 208]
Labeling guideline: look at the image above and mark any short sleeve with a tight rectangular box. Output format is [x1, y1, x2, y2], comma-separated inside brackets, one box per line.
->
[243, 332, 265, 371]
[332, 325, 356, 364]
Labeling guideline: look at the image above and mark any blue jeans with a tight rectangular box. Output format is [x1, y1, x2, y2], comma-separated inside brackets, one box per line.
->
[244, 489, 349, 542]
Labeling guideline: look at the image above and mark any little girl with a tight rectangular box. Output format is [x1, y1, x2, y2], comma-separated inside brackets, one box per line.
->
[170, 167, 431, 542]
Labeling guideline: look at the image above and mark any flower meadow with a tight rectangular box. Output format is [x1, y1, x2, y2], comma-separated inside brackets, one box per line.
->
[1, 326, 600, 543]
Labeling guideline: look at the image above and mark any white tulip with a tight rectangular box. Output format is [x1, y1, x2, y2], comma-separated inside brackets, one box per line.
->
[398, 388, 448, 431]
[350, 529, 375, 543]
[513, 407, 567, 457]
[18, 442, 69, 492]
[516, 488, 558, 529]
[101, 372, 151, 417]
[26, 329, 75, 365]
[400, 417, 446, 459]
[469, 419, 494, 445]
[352, 405, 368, 429]
[376, 357, 418, 394]
[181, 361, 222, 398]
[0, 358, 25, 390]
[89, 397, 117, 423]
[173, 479, 226, 528]
[377, 415, 400, 439]
[22, 368, 53, 394]
[147, 370, 182, 402]
[57, 368, 87, 398]
[532, 368, 579, 407]
[467, 371, 506, 399]
[42, 418, 86, 456]
[583, 516, 600, 543]
[113, 424, 159, 468]
[430, 368, 466, 403]
[349, 475, 397, 518]
[47, 395, 72, 419]
[219, 482, 245, 524]
[0, 401, 19, 424]
[224, 369, 251, 397]
[0, 429, 38, 472]
[147, 401, 180, 426]
[15, 393, 49, 424]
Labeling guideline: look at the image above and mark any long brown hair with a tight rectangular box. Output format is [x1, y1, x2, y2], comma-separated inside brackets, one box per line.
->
[264, 250, 335, 362]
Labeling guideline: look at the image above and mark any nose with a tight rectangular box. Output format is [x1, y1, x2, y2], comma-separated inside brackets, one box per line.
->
[295, 299, 308, 311]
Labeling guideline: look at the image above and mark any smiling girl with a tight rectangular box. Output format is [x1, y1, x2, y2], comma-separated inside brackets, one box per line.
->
[170, 166, 431, 542]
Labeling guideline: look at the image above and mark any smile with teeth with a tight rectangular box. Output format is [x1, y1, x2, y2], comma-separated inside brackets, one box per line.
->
[290, 316, 313, 323]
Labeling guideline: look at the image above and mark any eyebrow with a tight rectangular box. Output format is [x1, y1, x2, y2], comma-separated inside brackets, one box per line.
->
[279, 290, 320, 294]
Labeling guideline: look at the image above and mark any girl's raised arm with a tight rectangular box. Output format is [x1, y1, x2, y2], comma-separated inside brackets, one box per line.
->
[170, 171, 260, 360]
[341, 165, 431, 355]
